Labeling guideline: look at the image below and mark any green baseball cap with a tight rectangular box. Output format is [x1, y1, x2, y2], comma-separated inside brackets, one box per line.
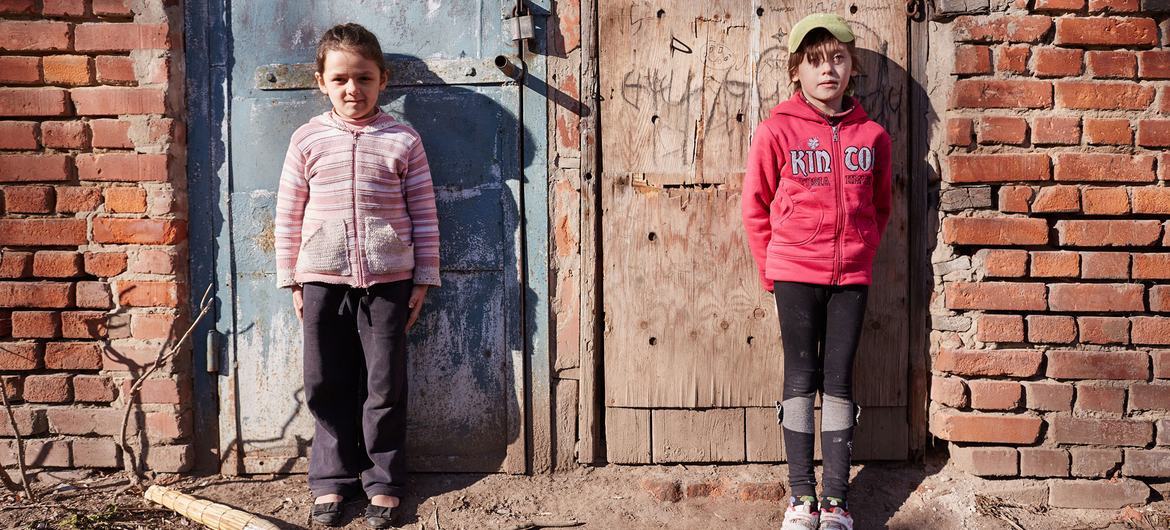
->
[788, 13, 855, 53]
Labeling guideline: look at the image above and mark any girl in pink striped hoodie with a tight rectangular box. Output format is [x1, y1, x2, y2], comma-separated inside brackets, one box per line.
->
[273, 23, 439, 529]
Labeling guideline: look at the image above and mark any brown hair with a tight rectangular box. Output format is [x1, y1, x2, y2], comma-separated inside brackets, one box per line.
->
[316, 23, 388, 75]
[787, 28, 862, 93]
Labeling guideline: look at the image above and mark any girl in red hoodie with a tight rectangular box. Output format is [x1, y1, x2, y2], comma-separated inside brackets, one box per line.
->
[741, 13, 892, 530]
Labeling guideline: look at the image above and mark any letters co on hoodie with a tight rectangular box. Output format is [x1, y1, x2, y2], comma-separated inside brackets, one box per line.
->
[741, 93, 893, 291]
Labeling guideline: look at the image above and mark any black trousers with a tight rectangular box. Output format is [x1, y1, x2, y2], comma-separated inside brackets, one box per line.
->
[774, 281, 867, 502]
[302, 280, 412, 499]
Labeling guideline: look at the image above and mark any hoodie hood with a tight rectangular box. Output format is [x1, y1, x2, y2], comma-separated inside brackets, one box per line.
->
[313, 109, 401, 134]
[771, 92, 869, 126]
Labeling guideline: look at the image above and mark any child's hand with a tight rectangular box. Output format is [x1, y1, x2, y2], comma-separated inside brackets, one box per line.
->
[406, 285, 429, 332]
[292, 285, 304, 322]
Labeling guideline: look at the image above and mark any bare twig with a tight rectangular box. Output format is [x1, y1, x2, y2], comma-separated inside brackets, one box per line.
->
[118, 284, 215, 488]
[0, 380, 34, 499]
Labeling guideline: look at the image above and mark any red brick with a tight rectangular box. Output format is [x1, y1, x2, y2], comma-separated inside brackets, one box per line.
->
[936, 348, 1044, 377]
[71, 87, 165, 116]
[1055, 17, 1157, 47]
[0, 154, 70, 183]
[103, 186, 147, 213]
[1089, 0, 1139, 11]
[942, 218, 1049, 246]
[54, 186, 103, 213]
[0, 282, 72, 308]
[1133, 187, 1170, 214]
[684, 481, 724, 499]
[46, 408, 121, 436]
[1025, 381, 1073, 411]
[1150, 285, 1170, 312]
[128, 249, 178, 274]
[93, 218, 185, 245]
[1137, 119, 1170, 147]
[0, 21, 71, 51]
[977, 249, 1028, 277]
[130, 312, 174, 340]
[42, 0, 85, 16]
[11, 311, 60, 338]
[1049, 283, 1143, 312]
[946, 282, 1047, 312]
[74, 23, 170, 52]
[92, 0, 132, 16]
[1030, 251, 1079, 277]
[1027, 314, 1076, 343]
[94, 55, 136, 84]
[83, 252, 127, 277]
[1, 375, 20, 401]
[72, 374, 116, 403]
[23, 374, 71, 403]
[1133, 316, 1170, 345]
[953, 15, 1053, 43]
[1048, 350, 1149, 380]
[1031, 116, 1080, 145]
[44, 341, 103, 369]
[950, 445, 1018, 477]
[641, 477, 682, 502]
[969, 380, 1022, 411]
[1081, 187, 1130, 215]
[1071, 447, 1121, 478]
[954, 45, 991, 75]
[978, 116, 1027, 145]
[145, 408, 191, 441]
[1056, 220, 1161, 246]
[1054, 153, 1154, 183]
[1035, 0, 1085, 9]
[1083, 119, 1132, 146]
[0, 342, 42, 370]
[124, 377, 186, 405]
[976, 314, 1024, 343]
[0, 0, 37, 14]
[948, 154, 1049, 183]
[1033, 47, 1083, 77]
[931, 376, 968, 408]
[1122, 449, 1170, 479]
[1056, 81, 1154, 110]
[17, 440, 73, 468]
[61, 311, 107, 339]
[42, 55, 93, 87]
[32, 250, 83, 278]
[0, 251, 32, 279]
[75, 281, 112, 309]
[0, 121, 38, 150]
[995, 44, 1030, 74]
[89, 119, 133, 148]
[0, 88, 69, 117]
[41, 120, 89, 150]
[1052, 416, 1151, 446]
[1020, 448, 1069, 478]
[116, 280, 179, 308]
[72, 439, 120, 469]
[931, 410, 1042, 444]
[1078, 316, 1130, 344]
[0, 408, 46, 436]
[101, 339, 163, 371]
[998, 186, 1033, 213]
[144, 444, 193, 473]
[1139, 51, 1170, 79]
[1133, 254, 1170, 279]
[1031, 185, 1080, 213]
[1080, 252, 1129, 279]
[1075, 384, 1126, 414]
[1129, 384, 1170, 411]
[0, 56, 40, 85]
[1086, 50, 1137, 78]
[952, 79, 1052, 109]
[76, 153, 167, 182]
[2, 185, 54, 213]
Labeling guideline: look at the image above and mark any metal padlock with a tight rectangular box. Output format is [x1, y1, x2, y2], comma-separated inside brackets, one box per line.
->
[506, 14, 535, 41]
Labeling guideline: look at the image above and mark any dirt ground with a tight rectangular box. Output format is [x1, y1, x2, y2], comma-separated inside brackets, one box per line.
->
[3, 452, 1170, 530]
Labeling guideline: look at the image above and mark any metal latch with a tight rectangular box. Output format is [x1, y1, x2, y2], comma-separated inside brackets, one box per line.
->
[505, 14, 535, 41]
[206, 329, 223, 374]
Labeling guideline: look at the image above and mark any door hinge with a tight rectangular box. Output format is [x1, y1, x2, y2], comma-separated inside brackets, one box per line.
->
[206, 329, 223, 374]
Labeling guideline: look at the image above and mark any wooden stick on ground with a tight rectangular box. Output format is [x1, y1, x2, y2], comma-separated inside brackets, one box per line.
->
[144, 484, 281, 530]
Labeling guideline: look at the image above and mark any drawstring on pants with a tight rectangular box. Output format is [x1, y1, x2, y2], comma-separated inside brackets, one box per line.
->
[338, 287, 374, 326]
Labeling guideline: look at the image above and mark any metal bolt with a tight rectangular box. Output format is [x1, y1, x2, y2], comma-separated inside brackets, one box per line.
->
[464, 67, 476, 77]
[266, 73, 277, 82]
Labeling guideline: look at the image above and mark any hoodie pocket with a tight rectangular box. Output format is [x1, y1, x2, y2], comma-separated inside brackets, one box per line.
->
[854, 213, 880, 251]
[296, 219, 351, 275]
[364, 217, 414, 274]
[771, 180, 824, 246]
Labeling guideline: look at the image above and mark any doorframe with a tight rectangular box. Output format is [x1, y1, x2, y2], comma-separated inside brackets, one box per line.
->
[906, 1, 933, 460]
[183, 0, 553, 475]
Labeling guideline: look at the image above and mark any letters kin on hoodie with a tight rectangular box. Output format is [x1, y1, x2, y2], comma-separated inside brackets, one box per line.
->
[741, 92, 893, 290]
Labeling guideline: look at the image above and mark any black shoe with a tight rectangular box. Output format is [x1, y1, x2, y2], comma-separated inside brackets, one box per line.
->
[364, 503, 398, 529]
[311, 502, 344, 527]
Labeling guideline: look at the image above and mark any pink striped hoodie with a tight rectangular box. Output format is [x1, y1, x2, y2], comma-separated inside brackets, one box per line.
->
[274, 110, 441, 289]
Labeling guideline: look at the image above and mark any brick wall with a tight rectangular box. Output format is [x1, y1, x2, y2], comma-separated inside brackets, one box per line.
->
[931, 0, 1170, 506]
[0, 0, 191, 473]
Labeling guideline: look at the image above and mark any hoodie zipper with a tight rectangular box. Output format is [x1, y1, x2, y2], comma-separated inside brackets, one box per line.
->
[830, 123, 843, 286]
[350, 129, 365, 288]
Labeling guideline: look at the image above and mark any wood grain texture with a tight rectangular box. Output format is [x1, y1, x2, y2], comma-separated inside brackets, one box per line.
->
[605, 407, 651, 463]
[651, 408, 746, 463]
[578, 0, 604, 465]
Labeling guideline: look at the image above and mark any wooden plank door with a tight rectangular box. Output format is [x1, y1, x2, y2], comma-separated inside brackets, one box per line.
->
[599, 0, 910, 462]
[211, 0, 529, 474]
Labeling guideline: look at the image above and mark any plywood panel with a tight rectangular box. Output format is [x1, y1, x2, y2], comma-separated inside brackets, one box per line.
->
[605, 407, 652, 464]
[602, 181, 782, 408]
[651, 408, 746, 463]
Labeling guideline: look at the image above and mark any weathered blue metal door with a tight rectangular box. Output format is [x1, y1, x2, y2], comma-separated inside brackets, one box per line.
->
[198, 1, 538, 474]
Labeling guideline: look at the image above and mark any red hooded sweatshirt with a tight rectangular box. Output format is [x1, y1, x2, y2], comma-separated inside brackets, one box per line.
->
[741, 92, 892, 291]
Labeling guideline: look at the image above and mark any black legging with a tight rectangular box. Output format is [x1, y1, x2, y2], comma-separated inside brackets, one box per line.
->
[774, 281, 867, 502]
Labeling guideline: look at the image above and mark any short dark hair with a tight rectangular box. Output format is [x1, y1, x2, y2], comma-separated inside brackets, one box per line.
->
[787, 28, 862, 93]
[316, 23, 388, 75]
